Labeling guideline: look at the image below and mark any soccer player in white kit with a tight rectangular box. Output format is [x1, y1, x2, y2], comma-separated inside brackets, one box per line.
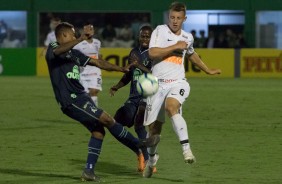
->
[143, 2, 221, 178]
[41, 17, 61, 57]
[44, 17, 62, 47]
[73, 23, 102, 106]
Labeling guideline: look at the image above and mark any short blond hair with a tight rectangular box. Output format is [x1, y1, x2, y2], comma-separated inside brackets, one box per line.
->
[169, 2, 187, 15]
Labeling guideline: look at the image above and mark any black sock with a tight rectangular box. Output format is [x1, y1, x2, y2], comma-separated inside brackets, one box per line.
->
[108, 123, 140, 154]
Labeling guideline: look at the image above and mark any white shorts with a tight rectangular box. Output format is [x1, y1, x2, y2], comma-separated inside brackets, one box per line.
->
[80, 65, 102, 93]
[144, 79, 190, 126]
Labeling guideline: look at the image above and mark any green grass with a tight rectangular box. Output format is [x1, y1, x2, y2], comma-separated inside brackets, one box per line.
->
[0, 77, 281, 184]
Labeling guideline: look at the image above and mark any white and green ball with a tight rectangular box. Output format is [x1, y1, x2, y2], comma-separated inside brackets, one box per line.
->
[136, 73, 159, 97]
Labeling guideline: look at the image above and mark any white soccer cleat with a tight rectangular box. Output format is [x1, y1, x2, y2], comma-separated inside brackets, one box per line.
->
[142, 154, 159, 178]
[183, 149, 196, 164]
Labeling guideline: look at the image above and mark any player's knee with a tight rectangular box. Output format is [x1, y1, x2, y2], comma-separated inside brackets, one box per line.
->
[89, 88, 99, 96]
[165, 105, 178, 117]
[91, 130, 105, 139]
[99, 112, 115, 128]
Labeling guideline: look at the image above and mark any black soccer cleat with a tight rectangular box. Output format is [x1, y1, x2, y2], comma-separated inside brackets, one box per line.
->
[81, 169, 101, 182]
[138, 135, 160, 148]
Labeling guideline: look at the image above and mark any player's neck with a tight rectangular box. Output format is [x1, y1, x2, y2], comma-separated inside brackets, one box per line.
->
[167, 24, 181, 35]
[86, 39, 93, 43]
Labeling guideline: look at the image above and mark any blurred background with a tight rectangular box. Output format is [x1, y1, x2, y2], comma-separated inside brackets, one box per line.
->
[0, 0, 281, 78]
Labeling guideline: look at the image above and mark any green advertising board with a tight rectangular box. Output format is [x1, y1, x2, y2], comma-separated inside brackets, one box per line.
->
[0, 48, 36, 76]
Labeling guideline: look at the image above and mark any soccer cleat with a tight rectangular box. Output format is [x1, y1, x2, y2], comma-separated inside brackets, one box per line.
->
[81, 169, 101, 182]
[137, 153, 158, 173]
[152, 166, 157, 173]
[183, 149, 196, 164]
[142, 154, 159, 178]
[138, 135, 160, 148]
[137, 153, 145, 172]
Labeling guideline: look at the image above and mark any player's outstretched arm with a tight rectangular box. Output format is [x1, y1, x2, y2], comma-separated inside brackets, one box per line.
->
[129, 51, 151, 73]
[53, 33, 88, 56]
[53, 38, 83, 56]
[188, 52, 221, 75]
[109, 73, 131, 96]
[89, 59, 136, 73]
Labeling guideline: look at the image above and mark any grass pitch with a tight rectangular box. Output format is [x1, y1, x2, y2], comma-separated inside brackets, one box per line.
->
[0, 77, 281, 184]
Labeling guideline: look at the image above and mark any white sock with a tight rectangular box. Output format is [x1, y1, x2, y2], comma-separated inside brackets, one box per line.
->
[170, 114, 190, 152]
[91, 96, 98, 107]
[147, 132, 159, 165]
[147, 145, 158, 166]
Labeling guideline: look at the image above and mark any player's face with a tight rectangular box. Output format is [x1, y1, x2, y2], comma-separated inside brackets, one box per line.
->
[83, 25, 94, 39]
[168, 10, 186, 35]
[139, 29, 152, 48]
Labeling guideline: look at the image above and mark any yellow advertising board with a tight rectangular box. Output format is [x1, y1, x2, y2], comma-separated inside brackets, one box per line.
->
[36, 47, 49, 76]
[100, 48, 131, 77]
[240, 49, 282, 77]
[188, 49, 234, 78]
[36, 47, 234, 78]
[36, 47, 131, 77]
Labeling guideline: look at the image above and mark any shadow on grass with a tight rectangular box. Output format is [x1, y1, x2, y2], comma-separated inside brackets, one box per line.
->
[69, 159, 185, 183]
[69, 159, 136, 176]
[0, 168, 79, 180]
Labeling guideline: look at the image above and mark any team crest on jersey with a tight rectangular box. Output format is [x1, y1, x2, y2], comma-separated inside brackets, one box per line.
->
[182, 35, 188, 39]
[142, 59, 150, 66]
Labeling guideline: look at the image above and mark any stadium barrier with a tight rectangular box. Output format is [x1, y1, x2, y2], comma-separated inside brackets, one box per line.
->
[0, 48, 36, 76]
[0, 48, 281, 78]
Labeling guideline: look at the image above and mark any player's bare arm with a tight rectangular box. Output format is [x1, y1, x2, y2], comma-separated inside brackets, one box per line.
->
[149, 41, 187, 61]
[135, 63, 151, 73]
[53, 39, 83, 55]
[129, 52, 151, 73]
[188, 52, 221, 75]
[109, 73, 131, 96]
[88, 59, 136, 73]
[53, 34, 88, 55]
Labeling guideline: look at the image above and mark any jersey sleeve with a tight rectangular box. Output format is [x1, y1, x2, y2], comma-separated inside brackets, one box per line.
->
[186, 35, 195, 55]
[44, 33, 52, 47]
[149, 26, 165, 48]
[45, 42, 58, 61]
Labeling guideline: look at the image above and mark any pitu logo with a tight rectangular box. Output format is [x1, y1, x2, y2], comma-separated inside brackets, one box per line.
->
[66, 65, 80, 80]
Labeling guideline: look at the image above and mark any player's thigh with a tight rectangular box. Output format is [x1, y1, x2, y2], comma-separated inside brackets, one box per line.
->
[63, 96, 103, 132]
[144, 90, 166, 126]
[114, 100, 138, 128]
[167, 80, 190, 104]
[134, 100, 146, 127]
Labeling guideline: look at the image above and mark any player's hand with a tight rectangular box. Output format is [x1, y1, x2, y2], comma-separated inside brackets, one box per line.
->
[78, 32, 89, 41]
[206, 68, 222, 75]
[175, 41, 189, 50]
[121, 61, 138, 73]
[109, 86, 118, 96]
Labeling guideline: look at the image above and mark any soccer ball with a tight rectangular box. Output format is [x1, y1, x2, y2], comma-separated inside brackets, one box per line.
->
[136, 73, 159, 97]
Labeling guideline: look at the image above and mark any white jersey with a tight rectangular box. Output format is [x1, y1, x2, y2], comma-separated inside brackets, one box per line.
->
[73, 38, 102, 91]
[73, 38, 101, 78]
[149, 24, 194, 80]
[44, 31, 56, 47]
